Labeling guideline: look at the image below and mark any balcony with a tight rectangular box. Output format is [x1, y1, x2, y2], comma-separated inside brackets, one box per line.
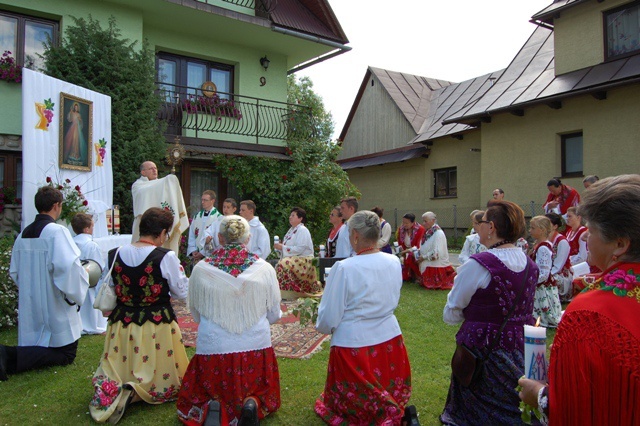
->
[196, 0, 277, 15]
[157, 84, 314, 143]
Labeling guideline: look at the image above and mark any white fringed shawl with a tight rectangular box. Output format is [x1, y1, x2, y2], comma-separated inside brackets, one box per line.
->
[188, 259, 281, 334]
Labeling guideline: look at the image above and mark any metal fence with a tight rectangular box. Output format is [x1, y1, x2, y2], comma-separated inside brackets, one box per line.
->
[388, 202, 547, 247]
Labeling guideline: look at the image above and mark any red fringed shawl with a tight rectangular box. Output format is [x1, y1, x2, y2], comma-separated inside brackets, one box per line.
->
[548, 262, 640, 425]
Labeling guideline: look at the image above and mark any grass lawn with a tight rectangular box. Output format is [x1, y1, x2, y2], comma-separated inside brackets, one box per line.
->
[0, 284, 555, 425]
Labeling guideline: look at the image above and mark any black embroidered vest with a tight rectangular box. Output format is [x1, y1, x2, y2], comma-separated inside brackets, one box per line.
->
[107, 247, 177, 327]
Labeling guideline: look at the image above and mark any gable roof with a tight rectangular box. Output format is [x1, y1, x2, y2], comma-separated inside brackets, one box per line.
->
[442, 25, 640, 126]
[531, 0, 588, 26]
[410, 69, 504, 144]
[271, 0, 349, 44]
[338, 67, 453, 141]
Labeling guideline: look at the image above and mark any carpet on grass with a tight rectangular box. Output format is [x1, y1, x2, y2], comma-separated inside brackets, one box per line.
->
[172, 299, 329, 359]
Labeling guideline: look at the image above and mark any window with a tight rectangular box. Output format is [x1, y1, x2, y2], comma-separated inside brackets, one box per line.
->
[434, 167, 457, 198]
[561, 132, 583, 177]
[157, 52, 234, 101]
[604, 1, 640, 61]
[0, 11, 58, 69]
[0, 151, 22, 199]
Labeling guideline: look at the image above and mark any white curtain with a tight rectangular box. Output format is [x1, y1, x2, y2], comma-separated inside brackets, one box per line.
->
[21, 68, 113, 237]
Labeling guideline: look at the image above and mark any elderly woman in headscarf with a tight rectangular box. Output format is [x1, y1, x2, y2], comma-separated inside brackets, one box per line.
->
[177, 215, 282, 426]
[520, 174, 640, 425]
[416, 211, 456, 289]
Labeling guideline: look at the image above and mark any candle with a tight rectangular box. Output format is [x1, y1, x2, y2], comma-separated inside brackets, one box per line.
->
[524, 323, 548, 381]
[324, 267, 332, 281]
[411, 246, 420, 260]
[319, 244, 326, 258]
[393, 241, 400, 254]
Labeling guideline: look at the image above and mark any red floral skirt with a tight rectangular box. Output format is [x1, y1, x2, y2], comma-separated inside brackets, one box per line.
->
[402, 256, 422, 284]
[420, 265, 455, 289]
[176, 348, 280, 425]
[315, 335, 412, 425]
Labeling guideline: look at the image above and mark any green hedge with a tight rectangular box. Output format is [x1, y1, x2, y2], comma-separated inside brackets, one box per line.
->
[0, 235, 17, 329]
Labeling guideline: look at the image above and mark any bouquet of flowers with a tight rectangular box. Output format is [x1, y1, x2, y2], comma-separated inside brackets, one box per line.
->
[46, 176, 89, 223]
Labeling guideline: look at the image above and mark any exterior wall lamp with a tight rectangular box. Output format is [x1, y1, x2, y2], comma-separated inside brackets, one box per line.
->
[260, 55, 270, 71]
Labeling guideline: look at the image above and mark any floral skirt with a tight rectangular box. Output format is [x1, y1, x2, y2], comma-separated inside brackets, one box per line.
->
[89, 320, 188, 422]
[441, 347, 525, 426]
[420, 266, 456, 290]
[533, 284, 562, 327]
[176, 348, 281, 425]
[315, 335, 412, 425]
[276, 256, 323, 297]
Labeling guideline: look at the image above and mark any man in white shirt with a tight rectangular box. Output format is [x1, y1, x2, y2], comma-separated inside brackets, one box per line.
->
[239, 199, 271, 259]
[335, 196, 358, 258]
[187, 190, 222, 262]
[204, 197, 237, 253]
[0, 186, 89, 381]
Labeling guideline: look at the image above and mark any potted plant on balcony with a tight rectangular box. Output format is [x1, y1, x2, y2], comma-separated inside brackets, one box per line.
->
[182, 93, 242, 120]
[0, 51, 22, 84]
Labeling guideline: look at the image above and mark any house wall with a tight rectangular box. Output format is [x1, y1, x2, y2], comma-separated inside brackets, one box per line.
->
[554, 0, 630, 75]
[345, 131, 482, 230]
[339, 74, 416, 159]
[479, 84, 640, 205]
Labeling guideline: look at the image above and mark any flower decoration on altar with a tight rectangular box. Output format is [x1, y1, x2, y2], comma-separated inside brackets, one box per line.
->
[0, 186, 21, 214]
[46, 176, 89, 223]
[35, 98, 55, 131]
[95, 138, 108, 166]
[182, 94, 243, 120]
[0, 51, 22, 83]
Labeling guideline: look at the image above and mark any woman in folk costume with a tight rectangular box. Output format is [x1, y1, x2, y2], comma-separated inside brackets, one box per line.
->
[89, 208, 189, 424]
[441, 201, 538, 425]
[520, 174, 640, 425]
[326, 206, 344, 258]
[545, 213, 574, 302]
[396, 213, 426, 283]
[565, 207, 588, 265]
[459, 210, 487, 265]
[528, 216, 562, 328]
[543, 178, 580, 215]
[274, 207, 323, 298]
[315, 210, 414, 425]
[417, 211, 456, 289]
[177, 215, 282, 426]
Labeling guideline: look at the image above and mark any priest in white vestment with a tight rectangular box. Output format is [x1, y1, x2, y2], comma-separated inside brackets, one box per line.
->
[131, 161, 189, 254]
[0, 186, 89, 381]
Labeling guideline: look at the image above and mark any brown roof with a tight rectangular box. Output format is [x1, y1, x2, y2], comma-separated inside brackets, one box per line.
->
[442, 26, 640, 126]
[410, 69, 504, 144]
[338, 67, 453, 141]
[531, 0, 588, 26]
[270, 0, 349, 44]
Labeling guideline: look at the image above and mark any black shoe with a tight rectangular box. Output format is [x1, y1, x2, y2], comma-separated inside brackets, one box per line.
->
[0, 344, 8, 381]
[239, 397, 259, 426]
[203, 400, 221, 426]
[402, 405, 420, 426]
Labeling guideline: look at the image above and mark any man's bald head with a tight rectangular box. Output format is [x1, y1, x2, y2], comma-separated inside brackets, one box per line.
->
[140, 161, 158, 180]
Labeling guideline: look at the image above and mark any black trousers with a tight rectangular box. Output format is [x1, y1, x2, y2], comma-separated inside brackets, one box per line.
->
[5, 340, 78, 374]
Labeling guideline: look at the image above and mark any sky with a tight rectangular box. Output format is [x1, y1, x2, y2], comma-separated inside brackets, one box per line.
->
[298, 0, 552, 140]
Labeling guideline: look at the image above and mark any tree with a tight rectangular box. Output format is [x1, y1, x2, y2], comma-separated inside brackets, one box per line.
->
[42, 16, 166, 232]
[212, 75, 359, 247]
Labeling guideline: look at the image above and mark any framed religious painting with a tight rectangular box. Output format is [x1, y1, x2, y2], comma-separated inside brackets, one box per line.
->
[59, 93, 93, 171]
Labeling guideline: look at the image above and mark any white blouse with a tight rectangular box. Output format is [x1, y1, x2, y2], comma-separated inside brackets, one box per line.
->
[533, 243, 553, 284]
[443, 248, 527, 325]
[106, 244, 188, 299]
[282, 223, 314, 257]
[458, 233, 486, 265]
[418, 228, 451, 271]
[550, 233, 571, 274]
[316, 252, 403, 347]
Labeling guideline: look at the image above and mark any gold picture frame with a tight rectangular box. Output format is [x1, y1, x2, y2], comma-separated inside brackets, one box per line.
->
[59, 93, 93, 171]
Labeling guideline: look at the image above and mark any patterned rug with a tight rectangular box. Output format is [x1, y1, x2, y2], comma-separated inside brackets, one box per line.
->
[172, 299, 330, 359]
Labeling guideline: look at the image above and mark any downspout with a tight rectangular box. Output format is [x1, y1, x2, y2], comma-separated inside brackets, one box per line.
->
[271, 26, 352, 74]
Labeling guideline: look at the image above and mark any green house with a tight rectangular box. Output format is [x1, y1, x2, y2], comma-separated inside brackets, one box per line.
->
[0, 0, 349, 211]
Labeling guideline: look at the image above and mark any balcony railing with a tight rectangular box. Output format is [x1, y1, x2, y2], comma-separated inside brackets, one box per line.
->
[156, 84, 314, 142]
[197, 0, 277, 14]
